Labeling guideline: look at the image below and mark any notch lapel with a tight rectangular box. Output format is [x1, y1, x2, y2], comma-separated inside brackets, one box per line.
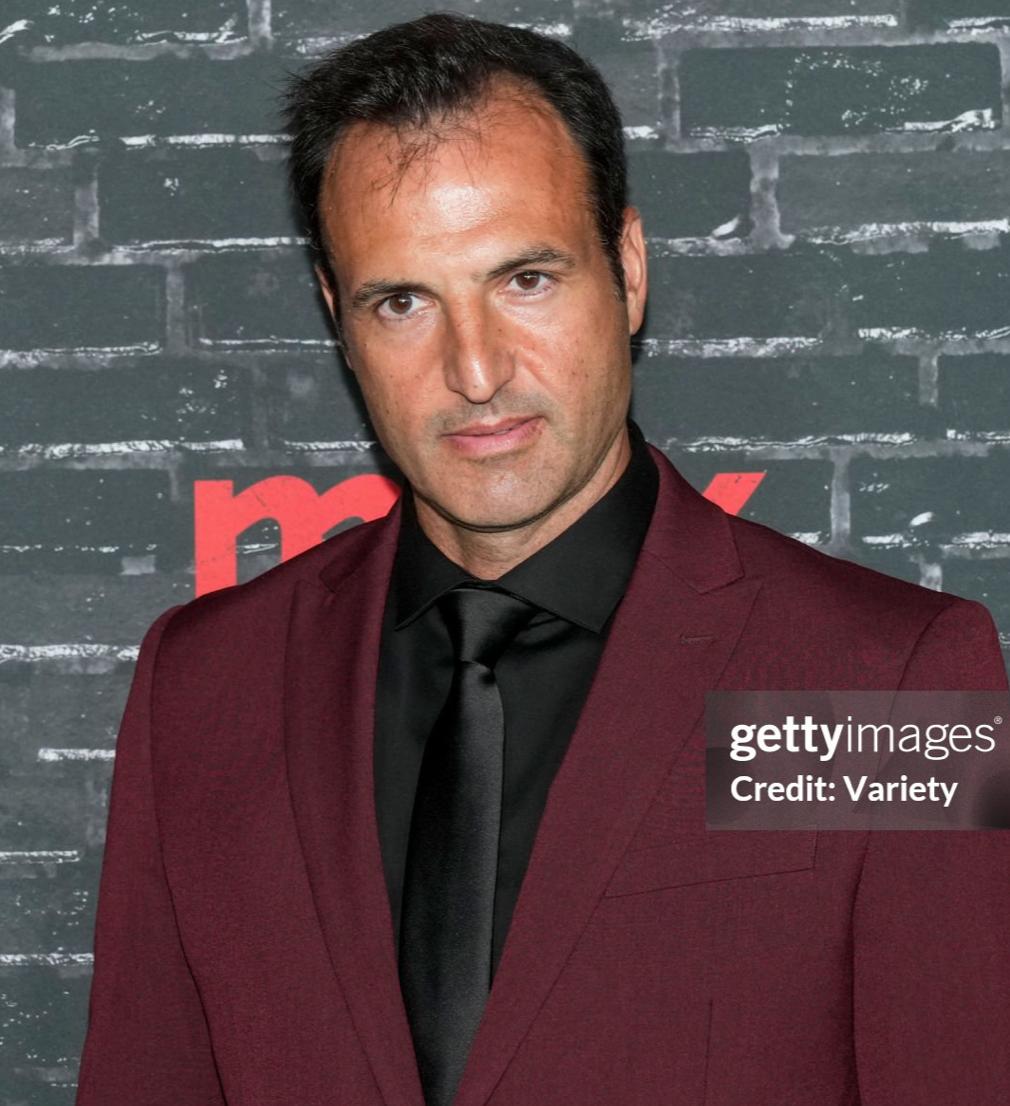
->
[283, 498, 427, 1106]
[453, 448, 762, 1106]
[282, 447, 763, 1106]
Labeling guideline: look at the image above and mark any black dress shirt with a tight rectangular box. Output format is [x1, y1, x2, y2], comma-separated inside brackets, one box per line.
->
[374, 419, 659, 978]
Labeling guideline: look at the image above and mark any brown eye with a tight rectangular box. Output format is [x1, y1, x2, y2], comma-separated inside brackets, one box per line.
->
[387, 293, 415, 314]
[514, 271, 542, 291]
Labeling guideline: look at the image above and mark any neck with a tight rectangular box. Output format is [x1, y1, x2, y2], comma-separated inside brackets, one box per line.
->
[412, 426, 633, 579]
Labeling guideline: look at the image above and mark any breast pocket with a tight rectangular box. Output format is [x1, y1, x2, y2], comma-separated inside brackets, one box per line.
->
[603, 830, 818, 898]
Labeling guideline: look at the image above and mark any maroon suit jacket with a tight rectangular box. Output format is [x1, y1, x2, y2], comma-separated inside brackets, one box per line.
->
[77, 445, 1010, 1106]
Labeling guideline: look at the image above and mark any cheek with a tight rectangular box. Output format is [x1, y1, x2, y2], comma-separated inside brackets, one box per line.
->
[354, 370, 402, 434]
[357, 364, 432, 442]
[557, 295, 623, 366]
[551, 340, 631, 431]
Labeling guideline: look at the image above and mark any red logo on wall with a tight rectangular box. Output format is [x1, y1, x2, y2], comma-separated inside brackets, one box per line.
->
[193, 472, 764, 597]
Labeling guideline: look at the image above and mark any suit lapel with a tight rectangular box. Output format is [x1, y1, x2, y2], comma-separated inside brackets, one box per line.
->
[283, 447, 762, 1106]
[283, 496, 427, 1106]
[453, 448, 762, 1106]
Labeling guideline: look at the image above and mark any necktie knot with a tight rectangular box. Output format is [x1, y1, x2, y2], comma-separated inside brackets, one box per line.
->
[437, 584, 536, 670]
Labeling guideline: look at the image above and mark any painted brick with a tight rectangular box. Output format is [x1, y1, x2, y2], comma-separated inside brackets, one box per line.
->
[645, 249, 851, 339]
[0, 471, 175, 573]
[261, 355, 374, 444]
[273, 0, 556, 42]
[0, 671, 31, 811]
[779, 151, 1010, 234]
[0, 167, 75, 243]
[99, 148, 293, 242]
[573, 16, 662, 137]
[632, 353, 922, 442]
[0, 576, 192, 643]
[944, 561, 1010, 631]
[0, 264, 163, 350]
[631, 150, 751, 239]
[850, 454, 1010, 540]
[0, 863, 100, 951]
[593, 0, 897, 18]
[646, 243, 1010, 339]
[12, 0, 244, 45]
[664, 450, 833, 540]
[12, 57, 281, 145]
[0, 360, 245, 446]
[847, 243, 1010, 335]
[0, 752, 112, 849]
[0, 670, 135, 770]
[906, 0, 1010, 30]
[680, 46, 1001, 137]
[939, 355, 1010, 432]
[187, 252, 336, 345]
[0, 972, 92, 1106]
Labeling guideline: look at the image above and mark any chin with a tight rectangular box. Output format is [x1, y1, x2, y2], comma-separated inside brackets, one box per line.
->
[435, 490, 558, 533]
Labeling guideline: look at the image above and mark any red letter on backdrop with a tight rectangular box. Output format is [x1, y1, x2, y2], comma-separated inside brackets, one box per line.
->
[192, 471, 764, 597]
[702, 472, 765, 516]
[193, 474, 401, 596]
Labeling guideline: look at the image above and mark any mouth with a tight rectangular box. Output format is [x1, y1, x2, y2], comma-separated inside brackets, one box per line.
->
[442, 415, 543, 457]
[450, 417, 534, 436]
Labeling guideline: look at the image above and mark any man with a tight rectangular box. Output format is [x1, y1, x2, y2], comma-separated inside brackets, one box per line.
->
[76, 13, 1009, 1106]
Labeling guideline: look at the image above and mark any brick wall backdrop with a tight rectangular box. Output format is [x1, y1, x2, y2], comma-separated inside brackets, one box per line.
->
[2, 0, 1010, 1100]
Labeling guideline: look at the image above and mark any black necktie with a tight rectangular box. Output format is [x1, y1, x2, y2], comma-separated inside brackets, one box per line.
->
[398, 583, 537, 1106]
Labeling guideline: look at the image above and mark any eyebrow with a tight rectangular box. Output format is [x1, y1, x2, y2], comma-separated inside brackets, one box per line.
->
[348, 245, 578, 312]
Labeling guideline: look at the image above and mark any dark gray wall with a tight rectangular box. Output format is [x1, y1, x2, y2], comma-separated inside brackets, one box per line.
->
[2, 1, 1010, 1100]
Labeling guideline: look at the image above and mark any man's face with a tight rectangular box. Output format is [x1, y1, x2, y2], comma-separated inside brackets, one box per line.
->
[316, 88, 647, 532]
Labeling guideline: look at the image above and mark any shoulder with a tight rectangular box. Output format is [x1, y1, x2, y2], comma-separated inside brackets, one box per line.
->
[726, 513, 1004, 684]
[729, 512, 947, 619]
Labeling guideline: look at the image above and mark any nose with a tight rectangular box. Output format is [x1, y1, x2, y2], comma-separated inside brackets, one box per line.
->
[440, 302, 515, 404]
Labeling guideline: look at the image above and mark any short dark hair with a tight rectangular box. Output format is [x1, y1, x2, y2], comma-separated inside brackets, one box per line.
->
[282, 12, 628, 316]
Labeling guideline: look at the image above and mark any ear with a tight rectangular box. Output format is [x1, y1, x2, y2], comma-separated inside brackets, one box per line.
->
[314, 263, 351, 361]
[314, 263, 337, 320]
[619, 206, 648, 336]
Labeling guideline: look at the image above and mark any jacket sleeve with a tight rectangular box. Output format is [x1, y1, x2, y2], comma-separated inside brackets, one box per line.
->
[76, 607, 227, 1106]
[852, 598, 1010, 1105]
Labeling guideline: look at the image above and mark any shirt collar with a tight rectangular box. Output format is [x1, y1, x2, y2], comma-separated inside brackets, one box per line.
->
[390, 419, 658, 633]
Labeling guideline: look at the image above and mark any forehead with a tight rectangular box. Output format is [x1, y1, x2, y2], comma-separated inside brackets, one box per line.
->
[317, 87, 594, 264]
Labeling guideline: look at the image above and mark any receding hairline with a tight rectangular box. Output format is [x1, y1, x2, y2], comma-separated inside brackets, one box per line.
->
[316, 76, 592, 271]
